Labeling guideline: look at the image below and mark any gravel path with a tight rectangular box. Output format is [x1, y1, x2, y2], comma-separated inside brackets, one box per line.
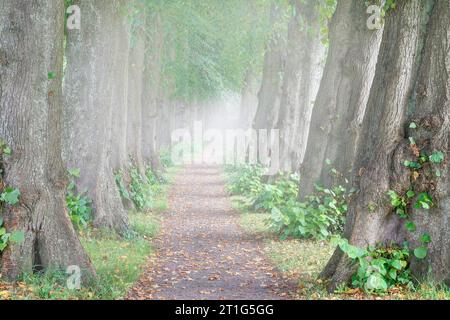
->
[126, 165, 297, 300]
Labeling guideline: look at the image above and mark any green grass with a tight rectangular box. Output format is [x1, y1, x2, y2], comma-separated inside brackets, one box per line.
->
[15, 223, 154, 300]
[130, 211, 160, 238]
[81, 231, 152, 299]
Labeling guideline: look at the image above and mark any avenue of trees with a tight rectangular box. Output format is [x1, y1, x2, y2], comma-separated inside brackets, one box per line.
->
[0, 0, 448, 291]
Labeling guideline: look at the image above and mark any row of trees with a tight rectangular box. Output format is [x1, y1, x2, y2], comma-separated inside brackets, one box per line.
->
[246, 0, 448, 288]
[0, 0, 281, 282]
[0, 0, 448, 290]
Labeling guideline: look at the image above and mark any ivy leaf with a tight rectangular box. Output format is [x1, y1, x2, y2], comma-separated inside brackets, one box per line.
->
[0, 187, 21, 205]
[420, 233, 431, 244]
[429, 151, 444, 164]
[414, 247, 428, 259]
[3, 146, 11, 155]
[406, 190, 415, 198]
[405, 221, 416, 232]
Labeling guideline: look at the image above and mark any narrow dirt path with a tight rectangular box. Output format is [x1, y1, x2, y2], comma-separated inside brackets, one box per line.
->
[127, 165, 297, 300]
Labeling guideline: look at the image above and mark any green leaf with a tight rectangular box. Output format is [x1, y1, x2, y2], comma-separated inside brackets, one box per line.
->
[414, 247, 428, 259]
[48, 71, 56, 79]
[409, 122, 417, 129]
[3, 146, 11, 155]
[68, 168, 81, 178]
[406, 190, 415, 198]
[405, 221, 416, 232]
[391, 260, 403, 271]
[388, 269, 397, 280]
[429, 151, 444, 164]
[366, 274, 388, 291]
[9, 230, 24, 244]
[1, 187, 21, 205]
[420, 233, 431, 244]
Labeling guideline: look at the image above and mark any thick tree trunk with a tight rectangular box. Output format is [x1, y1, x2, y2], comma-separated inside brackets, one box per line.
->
[299, 0, 383, 199]
[407, 0, 449, 285]
[239, 69, 260, 130]
[277, 0, 325, 172]
[127, 26, 146, 174]
[323, 0, 450, 290]
[111, 0, 131, 173]
[142, 14, 164, 175]
[0, 0, 93, 279]
[63, 0, 129, 235]
[253, 4, 287, 132]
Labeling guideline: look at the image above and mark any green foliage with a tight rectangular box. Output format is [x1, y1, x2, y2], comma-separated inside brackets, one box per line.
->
[159, 149, 174, 169]
[333, 237, 412, 293]
[225, 165, 348, 241]
[114, 170, 131, 201]
[387, 190, 408, 218]
[414, 192, 433, 210]
[130, 0, 277, 101]
[47, 71, 56, 80]
[129, 166, 154, 211]
[250, 173, 299, 212]
[429, 151, 444, 164]
[115, 162, 165, 212]
[270, 184, 348, 241]
[225, 164, 264, 196]
[66, 169, 93, 231]
[0, 217, 24, 252]
[0, 187, 20, 206]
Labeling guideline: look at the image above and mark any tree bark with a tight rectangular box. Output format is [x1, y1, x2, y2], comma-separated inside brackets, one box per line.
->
[0, 0, 94, 279]
[63, 0, 129, 235]
[110, 0, 131, 173]
[253, 4, 287, 132]
[407, 0, 449, 285]
[239, 69, 260, 130]
[141, 14, 164, 175]
[127, 24, 146, 174]
[277, 0, 325, 172]
[322, 0, 450, 290]
[299, 0, 383, 199]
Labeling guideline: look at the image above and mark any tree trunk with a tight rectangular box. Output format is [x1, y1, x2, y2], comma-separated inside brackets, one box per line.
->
[111, 0, 131, 173]
[407, 0, 449, 285]
[63, 0, 129, 235]
[299, 0, 383, 199]
[127, 25, 146, 174]
[322, 0, 450, 290]
[239, 69, 260, 130]
[0, 0, 94, 279]
[142, 14, 164, 175]
[277, 0, 325, 172]
[253, 4, 287, 132]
